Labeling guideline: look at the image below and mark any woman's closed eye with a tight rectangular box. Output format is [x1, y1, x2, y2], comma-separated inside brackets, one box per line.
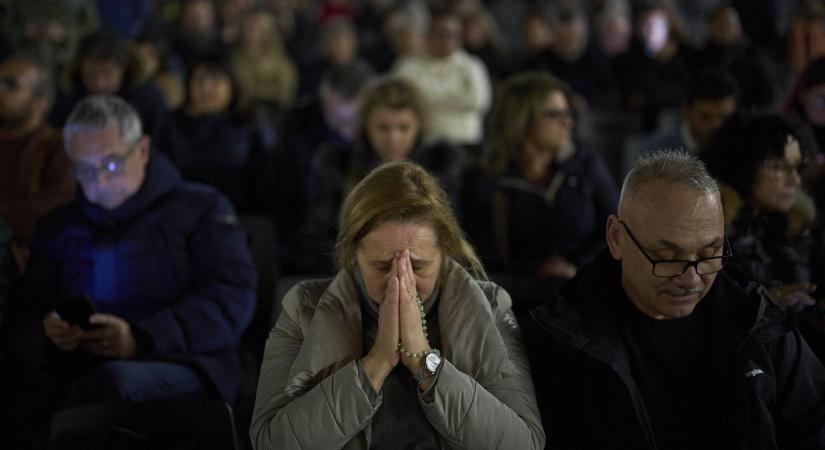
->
[370, 261, 392, 273]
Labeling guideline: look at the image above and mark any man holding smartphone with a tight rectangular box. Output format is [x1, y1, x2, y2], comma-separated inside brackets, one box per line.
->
[5, 95, 256, 447]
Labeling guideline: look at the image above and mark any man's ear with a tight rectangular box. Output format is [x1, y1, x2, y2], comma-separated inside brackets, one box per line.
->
[137, 135, 151, 162]
[606, 214, 623, 261]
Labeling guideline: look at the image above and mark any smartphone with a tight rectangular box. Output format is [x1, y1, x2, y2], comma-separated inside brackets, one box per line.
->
[56, 295, 96, 329]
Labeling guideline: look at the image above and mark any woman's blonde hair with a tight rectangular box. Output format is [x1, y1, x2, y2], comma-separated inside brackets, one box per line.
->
[356, 76, 429, 137]
[240, 7, 287, 55]
[335, 161, 486, 280]
[485, 71, 574, 175]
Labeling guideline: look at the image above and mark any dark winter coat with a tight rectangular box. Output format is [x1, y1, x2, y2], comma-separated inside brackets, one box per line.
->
[12, 153, 256, 402]
[525, 250, 825, 449]
[464, 146, 618, 275]
[153, 109, 273, 214]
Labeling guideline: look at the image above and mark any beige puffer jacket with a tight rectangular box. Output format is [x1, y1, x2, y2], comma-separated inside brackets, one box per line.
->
[249, 258, 545, 449]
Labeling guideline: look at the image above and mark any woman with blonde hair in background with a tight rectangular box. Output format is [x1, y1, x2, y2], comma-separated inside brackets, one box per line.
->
[291, 76, 463, 273]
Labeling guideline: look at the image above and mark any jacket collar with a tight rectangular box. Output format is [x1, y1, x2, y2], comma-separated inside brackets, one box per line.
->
[285, 258, 518, 395]
[78, 152, 183, 226]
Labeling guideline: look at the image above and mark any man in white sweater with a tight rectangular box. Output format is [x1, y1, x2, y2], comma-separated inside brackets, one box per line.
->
[393, 8, 491, 147]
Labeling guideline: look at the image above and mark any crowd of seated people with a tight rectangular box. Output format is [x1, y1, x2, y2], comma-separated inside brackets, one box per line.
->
[1, 1, 825, 449]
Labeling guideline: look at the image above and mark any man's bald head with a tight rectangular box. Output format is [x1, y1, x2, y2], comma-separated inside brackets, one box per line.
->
[619, 150, 721, 217]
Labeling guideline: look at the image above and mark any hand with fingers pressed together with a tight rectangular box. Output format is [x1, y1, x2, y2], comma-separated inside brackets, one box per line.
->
[362, 248, 436, 391]
[250, 161, 547, 450]
[396, 249, 434, 373]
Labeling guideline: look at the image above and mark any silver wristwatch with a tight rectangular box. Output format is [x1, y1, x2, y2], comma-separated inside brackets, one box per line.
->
[413, 349, 443, 385]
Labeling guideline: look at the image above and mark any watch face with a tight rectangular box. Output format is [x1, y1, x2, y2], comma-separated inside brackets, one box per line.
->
[425, 353, 442, 372]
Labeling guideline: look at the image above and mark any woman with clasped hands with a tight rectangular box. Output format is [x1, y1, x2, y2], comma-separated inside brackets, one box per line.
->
[250, 161, 545, 449]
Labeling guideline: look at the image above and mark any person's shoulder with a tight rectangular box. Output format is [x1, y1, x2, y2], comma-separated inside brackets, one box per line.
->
[177, 181, 235, 208]
[474, 279, 505, 306]
[29, 200, 86, 247]
[453, 49, 483, 66]
[561, 145, 615, 180]
[37, 123, 63, 143]
[280, 277, 337, 317]
[712, 268, 785, 328]
[155, 180, 237, 226]
[36, 200, 82, 231]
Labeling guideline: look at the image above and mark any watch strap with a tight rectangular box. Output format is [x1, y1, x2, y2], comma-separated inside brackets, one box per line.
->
[413, 349, 442, 385]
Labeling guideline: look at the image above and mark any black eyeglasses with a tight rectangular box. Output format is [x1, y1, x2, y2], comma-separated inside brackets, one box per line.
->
[0, 76, 27, 92]
[70, 141, 140, 182]
[617, 217, 731, 278]
[760, 158, 807, 179]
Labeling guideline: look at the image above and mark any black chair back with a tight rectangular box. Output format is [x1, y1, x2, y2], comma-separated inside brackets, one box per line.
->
[48, 399, 239, 450]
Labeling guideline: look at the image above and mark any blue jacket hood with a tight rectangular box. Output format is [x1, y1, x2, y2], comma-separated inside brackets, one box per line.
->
[77, 151, 183, 226]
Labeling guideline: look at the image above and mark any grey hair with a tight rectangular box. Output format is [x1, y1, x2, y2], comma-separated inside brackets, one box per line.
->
[63, 95, 142, 147]
[621, 149, 720, 206]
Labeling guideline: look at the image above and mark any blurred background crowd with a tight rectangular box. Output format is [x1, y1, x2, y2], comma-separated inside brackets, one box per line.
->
[3, 0, 825, 448]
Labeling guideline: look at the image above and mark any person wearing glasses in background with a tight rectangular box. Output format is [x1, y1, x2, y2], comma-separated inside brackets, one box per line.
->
[3, 95, 256, 449]
[525, 150, 825, 449]
[700, 110, 825, 363]
[462, 71, 617, 318]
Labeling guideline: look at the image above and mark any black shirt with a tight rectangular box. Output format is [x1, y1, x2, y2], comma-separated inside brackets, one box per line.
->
[618, 293, 722, 449]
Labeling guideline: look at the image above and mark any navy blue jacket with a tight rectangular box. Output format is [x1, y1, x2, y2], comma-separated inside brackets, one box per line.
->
[525, 250, 825, 449]
[16, 153, 256, 402]
[153, 110, 273, 215]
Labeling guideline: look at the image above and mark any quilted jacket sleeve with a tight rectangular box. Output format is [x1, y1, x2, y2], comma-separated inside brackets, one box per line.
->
[249, 283, 379, 450]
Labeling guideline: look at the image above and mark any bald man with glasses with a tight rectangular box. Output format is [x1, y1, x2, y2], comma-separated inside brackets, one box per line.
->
[524, 150, 825, 449]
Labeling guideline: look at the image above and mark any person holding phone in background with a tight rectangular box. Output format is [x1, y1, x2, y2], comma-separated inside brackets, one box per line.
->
[3, 95, 256, 449]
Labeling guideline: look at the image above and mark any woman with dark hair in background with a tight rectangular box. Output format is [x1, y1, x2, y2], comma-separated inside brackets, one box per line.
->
[464, 71, 618, 314]
[49, 30, 168, 134]
[700, 110, 825, 360]
[153, 53, 272, 214]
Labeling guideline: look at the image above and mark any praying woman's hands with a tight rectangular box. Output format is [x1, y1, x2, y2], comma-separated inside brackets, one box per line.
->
[361, 256, 401, 391]
[397, 249, 431, 373]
